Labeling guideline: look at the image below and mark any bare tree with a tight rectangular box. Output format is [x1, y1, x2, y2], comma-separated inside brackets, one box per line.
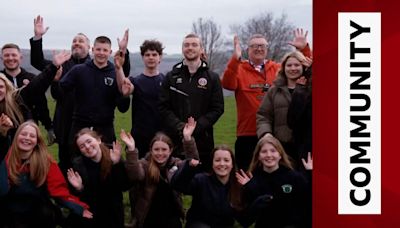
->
[192, 17, 228, 72]
[230, 12, 295, 61]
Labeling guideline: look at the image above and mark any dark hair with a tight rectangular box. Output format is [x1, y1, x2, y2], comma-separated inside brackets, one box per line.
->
[75, 128, 113, 180]
[140, 40, 164, 56]
[147, 132, 174, 183]
[211, 145, 244, 210]
[94, 36, 111, 46]
[1, 43, 20, 52]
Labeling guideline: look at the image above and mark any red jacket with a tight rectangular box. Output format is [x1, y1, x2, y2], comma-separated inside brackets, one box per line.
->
[221, 46, 312, 136]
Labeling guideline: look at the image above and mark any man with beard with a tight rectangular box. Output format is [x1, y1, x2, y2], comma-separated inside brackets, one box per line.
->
[0, 43, 54, 144]
[29, 15, 131, 173]
[159, 33, 224, 171]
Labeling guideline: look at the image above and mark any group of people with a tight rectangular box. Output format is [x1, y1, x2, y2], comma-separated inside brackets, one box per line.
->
[0, 15, 313, 228]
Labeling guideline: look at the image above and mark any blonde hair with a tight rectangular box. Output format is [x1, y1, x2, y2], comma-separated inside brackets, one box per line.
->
[0, 73, 24, 127]
[248, 135, 294, 173]
[274, 51, 307, 87]
[8, 121, 53, 187]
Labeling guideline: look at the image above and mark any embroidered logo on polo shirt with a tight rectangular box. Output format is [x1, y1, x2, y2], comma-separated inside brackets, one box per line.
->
[176, 78, 183, 84]
[281, 184, 293, 193]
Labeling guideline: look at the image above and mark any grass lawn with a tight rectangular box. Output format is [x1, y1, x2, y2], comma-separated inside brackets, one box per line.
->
[43, 95, 246, 226]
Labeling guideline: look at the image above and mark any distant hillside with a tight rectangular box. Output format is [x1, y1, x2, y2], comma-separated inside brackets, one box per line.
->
[0, 49, 182, 76]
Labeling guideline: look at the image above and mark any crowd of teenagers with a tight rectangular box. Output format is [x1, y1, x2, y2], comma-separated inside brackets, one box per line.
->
[0, 15, 313, 228]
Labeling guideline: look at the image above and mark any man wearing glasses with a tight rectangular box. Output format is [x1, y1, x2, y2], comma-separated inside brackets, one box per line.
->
[221, 29, 311, 170]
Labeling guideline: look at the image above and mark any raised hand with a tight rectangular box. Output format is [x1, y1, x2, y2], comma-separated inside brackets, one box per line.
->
[82, 209, 93, 219]
[0, 114, 14, 136]
[117, 29, 129, 54]
[34, 15, 49, 39]
[236, 169, 253, 186]
[53, 65, 63, 81]
[233, 35, 242, 60]
[288, 28, 308, 50]
[121, 78, 134, 96]
[67, 168, 83, 191]
[302, 56, 313, 68]
[183, 117, 196, 141]
[301, 152, 313, 170]
[52, 50, 71, 67]
[296, 76, 307, 86]
[120, 129, 135, 151]
[189, 159, 200, 167]
[110, 141, 122, 164]
[114, 50, 125, 70]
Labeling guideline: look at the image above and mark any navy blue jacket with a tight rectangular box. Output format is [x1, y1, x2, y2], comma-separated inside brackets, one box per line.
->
[172, 160, 238, 227]
[60, 60, 128, 125]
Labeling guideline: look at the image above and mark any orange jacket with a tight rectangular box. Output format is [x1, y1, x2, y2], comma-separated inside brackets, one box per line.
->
[221, 45, 312, 136]
[222, 58, 280, 136]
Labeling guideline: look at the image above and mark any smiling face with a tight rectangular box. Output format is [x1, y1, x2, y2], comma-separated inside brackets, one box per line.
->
[76, 133, 102, 162]
[151, 140, 172, 165]
[71, 34, 90, 59]
[1, 47, 22, 71]
[284, 56, 303, 81]
[92, 41, 112, 68]
[17, 125, 38, 155]
[258, 142, 282, 173]
[212, 149, 233, 179]
[182, 37, 202, 61]
[247, 37, 268, 65]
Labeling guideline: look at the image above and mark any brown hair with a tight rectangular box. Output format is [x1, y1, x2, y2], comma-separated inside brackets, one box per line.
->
[140, 40, 164, 56]
[248, 135, 294, 173]
[147, 132, 174, 184]
[1, 43, 20, 52]
[8, 121, 54, 187]
[211, 145, 244, 210]
[75, 128, 113, 180]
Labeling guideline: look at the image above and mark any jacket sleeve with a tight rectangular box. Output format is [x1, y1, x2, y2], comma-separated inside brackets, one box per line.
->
[123, 49, 131, 77]
[111, 160, 132, 191]
[221, 56, 241, 90]
[183, 138, 199, 160]
[158, 73, 186, 135]
[195, 73, 224, 134]
[287, 84, 310, 130]
[46, 162, 89, 216]
[116, 96, 130, 113]
[30, 37, 52, 71]
[19, 64, 59, 101]
[59, 66, 78, 92]
[170, 160, 200, 195]
[256, 89, 274, 138]
[125, 148, 146, 182]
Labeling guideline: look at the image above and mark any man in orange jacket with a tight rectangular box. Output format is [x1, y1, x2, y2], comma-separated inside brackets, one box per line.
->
[221, 28, 312, 170]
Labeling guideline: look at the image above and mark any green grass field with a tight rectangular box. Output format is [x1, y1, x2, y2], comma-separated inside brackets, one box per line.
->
[43, 95, 245, 226]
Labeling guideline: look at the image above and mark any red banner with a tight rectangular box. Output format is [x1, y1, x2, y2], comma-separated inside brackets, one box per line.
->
[314, 0, 400, 227]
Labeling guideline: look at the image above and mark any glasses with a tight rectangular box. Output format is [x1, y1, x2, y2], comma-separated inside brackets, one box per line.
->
[249, 44, 268, 50]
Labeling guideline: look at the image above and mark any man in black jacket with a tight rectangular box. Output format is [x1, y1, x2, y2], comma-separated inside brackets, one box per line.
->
[159, 33, 224, 171]
[0, 43, 54, 143]
[29, 15, 130, 172]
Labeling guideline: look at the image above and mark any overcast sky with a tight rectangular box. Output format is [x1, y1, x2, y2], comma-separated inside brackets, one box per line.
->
[0, 0, 312, 55]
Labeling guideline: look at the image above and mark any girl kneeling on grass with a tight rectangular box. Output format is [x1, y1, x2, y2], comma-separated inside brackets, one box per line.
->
[123, 117, 199, 228]
[67, 128, 131, 228]
[171, 145, 244, 228]
[0, 121, 92, 228]
[236, 134, 312, 228]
